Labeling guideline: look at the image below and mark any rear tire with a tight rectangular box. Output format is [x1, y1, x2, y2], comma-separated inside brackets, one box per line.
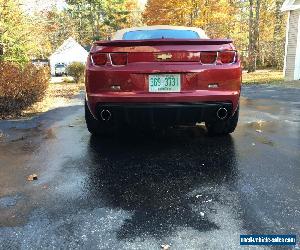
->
[85, 100, 113, 137]
[205, 106, 239, 136]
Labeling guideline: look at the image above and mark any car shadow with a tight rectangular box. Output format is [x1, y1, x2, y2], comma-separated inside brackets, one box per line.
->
[85, 126, 238, 240]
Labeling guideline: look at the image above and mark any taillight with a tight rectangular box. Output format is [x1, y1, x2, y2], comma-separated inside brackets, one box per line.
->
[200, 51, 237, 64]
[110, 53, 127, 65]
[91, 53, 107, 65]
[219, 51, 236, 64]
[200, 52, 217, 64]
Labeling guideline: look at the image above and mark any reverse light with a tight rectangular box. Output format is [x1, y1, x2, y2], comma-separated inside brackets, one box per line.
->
[91, 53, 107, 65]
[110, 53, 127, 65]
[208, 83, 219, 88]
[200, 52, 217, 64]
[219, 51, 236, 64]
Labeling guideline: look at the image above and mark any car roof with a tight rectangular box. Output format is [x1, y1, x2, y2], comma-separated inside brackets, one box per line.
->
[111, 25, 209, 40]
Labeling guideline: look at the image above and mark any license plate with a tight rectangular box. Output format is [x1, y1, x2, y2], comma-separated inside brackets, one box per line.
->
[149, 74, 181, 92]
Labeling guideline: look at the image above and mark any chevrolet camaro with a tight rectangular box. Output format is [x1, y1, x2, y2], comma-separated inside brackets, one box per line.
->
[85, 25, 241, 136]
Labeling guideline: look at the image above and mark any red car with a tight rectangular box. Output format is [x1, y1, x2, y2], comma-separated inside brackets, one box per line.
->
[85, 25, 241, 136]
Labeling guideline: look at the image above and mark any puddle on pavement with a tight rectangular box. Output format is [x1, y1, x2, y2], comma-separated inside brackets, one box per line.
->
[43, 128, 57, 140]
[0, 125, 58, 226]
[0, 130, 8, 142]
[0, 194, 20, 208]
[0, 126, 43, 144]
[240, 97, 281, 113]
[0, 193, 33, 227]
[244, 120, 278, 134]
[0, 201, 33, 227]
[236, 120, 276, 148]
[255, 136, 275, 146]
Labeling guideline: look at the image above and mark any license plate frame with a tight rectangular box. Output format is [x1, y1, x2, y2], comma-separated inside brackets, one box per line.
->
[148, 74, 181, 92]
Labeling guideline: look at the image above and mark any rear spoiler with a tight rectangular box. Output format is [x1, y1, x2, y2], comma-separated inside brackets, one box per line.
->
[94, 39, 233, 47]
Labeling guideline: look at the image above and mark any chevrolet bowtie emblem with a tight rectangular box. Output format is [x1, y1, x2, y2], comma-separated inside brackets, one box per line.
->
[156, 53, 172, 60]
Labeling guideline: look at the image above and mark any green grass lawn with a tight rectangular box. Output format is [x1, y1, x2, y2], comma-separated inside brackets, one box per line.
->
[242, 69, 284, 84]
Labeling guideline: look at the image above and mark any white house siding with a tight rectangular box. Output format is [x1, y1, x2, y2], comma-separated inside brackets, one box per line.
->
[285, 9, 300, 80]
[49, 38, 88, 76]
[294, 9, 300, 79]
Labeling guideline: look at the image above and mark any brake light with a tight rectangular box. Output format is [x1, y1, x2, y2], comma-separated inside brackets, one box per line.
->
[91, 53, 107, 65]
[219, 51, 236, 64]
[110, 53, 127, 65]
[200, 52, 217, 64]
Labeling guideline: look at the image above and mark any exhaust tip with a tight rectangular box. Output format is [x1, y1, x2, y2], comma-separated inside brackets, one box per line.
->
[217, 107, 228, 120]
[100, 109, 112, 121]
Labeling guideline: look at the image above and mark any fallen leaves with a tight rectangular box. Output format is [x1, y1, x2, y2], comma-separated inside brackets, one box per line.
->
[27, 174, 38, 181]
[23, 82, 84, 117]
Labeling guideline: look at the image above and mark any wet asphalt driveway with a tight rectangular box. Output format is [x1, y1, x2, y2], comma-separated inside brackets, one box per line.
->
[0, 85, 299, 249]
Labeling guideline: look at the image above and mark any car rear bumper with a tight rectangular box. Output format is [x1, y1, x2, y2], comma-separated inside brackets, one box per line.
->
[87, 89, 239, 115]
[90, 101, 235, 126]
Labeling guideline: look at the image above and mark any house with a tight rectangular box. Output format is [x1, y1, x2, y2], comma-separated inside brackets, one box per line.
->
[49, 37, 88, 76]
[282, 0, 300, 80]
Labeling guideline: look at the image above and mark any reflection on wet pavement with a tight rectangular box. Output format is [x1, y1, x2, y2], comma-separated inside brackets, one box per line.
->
[86, 132, 237, 239]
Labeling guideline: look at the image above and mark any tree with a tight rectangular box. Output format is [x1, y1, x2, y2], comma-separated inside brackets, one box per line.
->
[272, 0, 285, 69]
[248, 0, 260, 72]
[143, 0, 241, 38]
[43, 9, 78, 51]
[0, 0, 287, 70]
[0, 0, 33, 62]
[248, 0, 255, 72]
[0, 0, 52, 63]
[65, 0, 142, 44]
[143, 0, 287, 71]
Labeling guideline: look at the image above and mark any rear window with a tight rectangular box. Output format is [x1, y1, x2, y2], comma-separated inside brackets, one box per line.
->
[123, 29, 200, 40]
